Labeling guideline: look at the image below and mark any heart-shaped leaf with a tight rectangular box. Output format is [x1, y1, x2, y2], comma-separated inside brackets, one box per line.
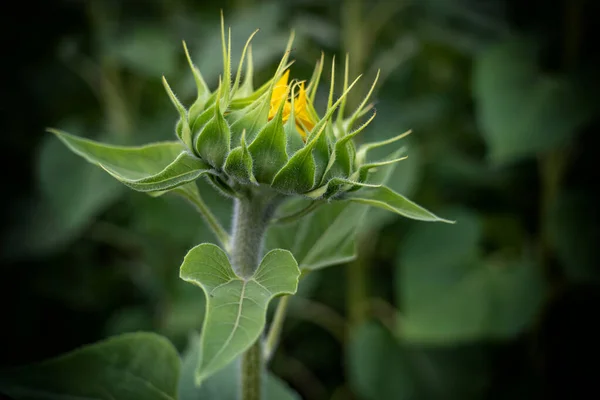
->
[51, 129, 211, 192]
[0, 332, 180, 400]
[179, 244, 299, 384]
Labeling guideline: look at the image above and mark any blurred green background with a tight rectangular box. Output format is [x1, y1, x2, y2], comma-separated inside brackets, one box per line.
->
[1, 0, 599, 399]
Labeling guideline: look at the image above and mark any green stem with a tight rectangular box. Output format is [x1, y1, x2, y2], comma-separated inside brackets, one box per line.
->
[241, 340, 263, 400]
[230, 194, 275, 278]
[263, 296, 290, 361]
[230, 191, 281, 400]
[178, 188, 231, 252]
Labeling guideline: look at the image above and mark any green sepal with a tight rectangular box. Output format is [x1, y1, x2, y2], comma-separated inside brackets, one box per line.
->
[306, 178, 380, 200]
[355, 151, 408, 186]
[323, 138, 355, 182]
[50, 129, 211, 193]
[194, 93, 231, 169]
[283, 84, 305, 156]
[163, 76, 194, 149]
[304, 74, 361, 144]
[191, 103, 215, 137]
[175, 118, 193, 150]
[247, 99, 289, 184]
[229, 93, 270, 147]
[346, 185, 453, 223]
[183, 41, 211, 123]
[224, 130, 257, 184]
[350, 147, 408, 188]
[229, 77, 273, 110]
[271, 136, 318, 194]
[355, 129, 412, 166]
[312, 124, 332, 185]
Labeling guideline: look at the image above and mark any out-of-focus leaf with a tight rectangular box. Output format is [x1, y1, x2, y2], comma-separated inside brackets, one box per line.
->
[0, 333, 180, 400]
[111, 25, 178, 77]
[349, 322, 494, 400]
[291, 14, 339, 48]
[104, 306, 155, 336]
[397, 208, 544, 342]
[1, 135, 124, 259]
[473, 38, 595, 164]
[348, 322, 421, 400]
[548, 190, 600, 283]
[179, 333, 300, 400]
[267, 200, 368, 271]
[179, 244, 299, 384]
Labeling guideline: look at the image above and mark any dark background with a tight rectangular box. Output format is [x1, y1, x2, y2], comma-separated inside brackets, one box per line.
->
[1, 0, 599, 399]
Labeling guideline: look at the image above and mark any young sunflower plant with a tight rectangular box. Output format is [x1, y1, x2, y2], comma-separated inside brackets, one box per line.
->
[51, 16, 450, 400]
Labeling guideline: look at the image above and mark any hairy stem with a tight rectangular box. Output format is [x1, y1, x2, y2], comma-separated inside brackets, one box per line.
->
[241, 340, 263, 400]
[230, 191, 280, 400]
[230, 194, 275, 278]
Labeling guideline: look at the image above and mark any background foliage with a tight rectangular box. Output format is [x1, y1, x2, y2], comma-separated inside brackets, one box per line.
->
[1, 0, 599, 399]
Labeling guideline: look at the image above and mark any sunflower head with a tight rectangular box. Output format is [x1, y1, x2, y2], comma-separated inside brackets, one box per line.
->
[162, 16, 410, 200]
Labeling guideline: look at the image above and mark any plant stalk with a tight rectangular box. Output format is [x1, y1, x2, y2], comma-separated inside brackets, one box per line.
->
[241, 340, 263, 400]
[230, 191, 280, 400]
[263, 295, 290, 361]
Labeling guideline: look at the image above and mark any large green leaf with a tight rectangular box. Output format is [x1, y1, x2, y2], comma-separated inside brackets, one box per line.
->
[397, 208, 544, 343]
[349, 322, 421, 400]
[266, 200, 369, 271]
[347, 186, 452, 223]
[0, 332, 180, 400]
[473, 38, 595, 164]
[179, 333, 300, 400]
[179, 244, 299, 384]
[349, 323, 493, 400]
[51, 129, 211, 192]
[1, 135, 125, 259]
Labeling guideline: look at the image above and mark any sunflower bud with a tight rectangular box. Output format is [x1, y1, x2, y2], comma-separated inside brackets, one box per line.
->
[160, 16, 412, 202]
[49, 15, 449, 226]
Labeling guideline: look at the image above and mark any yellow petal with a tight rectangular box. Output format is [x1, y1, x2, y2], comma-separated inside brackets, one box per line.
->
[294, 81, 308, 115]
[268, 100, 292, 122]
[294, 81, 316, 140]
[270, 70, 290, 108]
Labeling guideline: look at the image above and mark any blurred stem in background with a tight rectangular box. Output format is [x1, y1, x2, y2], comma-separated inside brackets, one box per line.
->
[87, 1, 135, 138]
[342, 0, 370, 332]
[539, 0, 582, 291]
